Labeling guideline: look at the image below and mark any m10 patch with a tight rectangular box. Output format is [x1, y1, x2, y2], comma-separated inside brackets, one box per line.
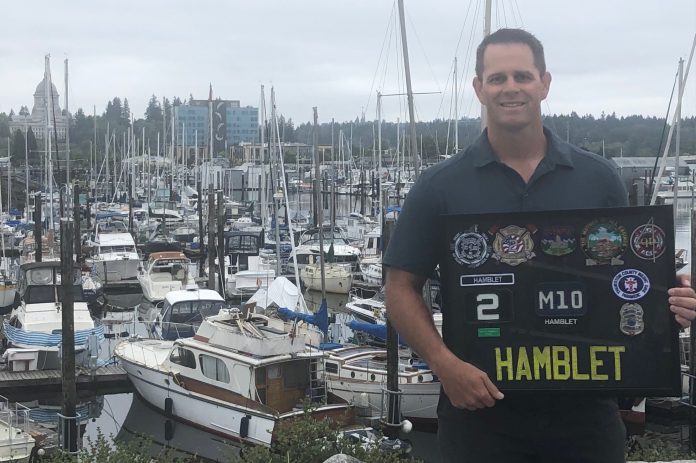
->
[535, 282, 587, 317]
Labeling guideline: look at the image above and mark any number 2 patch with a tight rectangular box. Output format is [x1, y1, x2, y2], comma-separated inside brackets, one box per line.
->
[464, 289, 514, 324]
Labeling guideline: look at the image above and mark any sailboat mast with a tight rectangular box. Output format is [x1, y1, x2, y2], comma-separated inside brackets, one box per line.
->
[397, 0, 419, 180]
[313, 107, 326, 298]
[481, 0, 492, 131]
[454, 56, 459, 153]
[44, 55, 54, 231]
[260, 85, 267, 229]
[675, 58, 683, 212]
[64, 58, 70, 188]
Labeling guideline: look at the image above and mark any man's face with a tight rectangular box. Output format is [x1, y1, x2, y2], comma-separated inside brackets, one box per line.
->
[473, 43, 551, 132]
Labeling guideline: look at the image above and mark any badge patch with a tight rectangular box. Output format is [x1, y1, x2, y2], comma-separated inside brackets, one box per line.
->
[460, 273, 515, 286]
[581, 219, 627, 266]
[535, 281, 586, 317]
[619, 303, 644, 336]
[612, 269, 650, 301]
[491, 225, 536, 266]
[540, 225, 576, 256]
[630, 222, 666, 261]
[451, 227, 491, 268]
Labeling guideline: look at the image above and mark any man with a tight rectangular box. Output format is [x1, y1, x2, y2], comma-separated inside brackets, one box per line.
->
[384, 28, 696, 463]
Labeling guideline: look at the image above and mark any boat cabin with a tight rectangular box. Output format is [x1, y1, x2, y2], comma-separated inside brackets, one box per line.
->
[159, 289, 226, 340]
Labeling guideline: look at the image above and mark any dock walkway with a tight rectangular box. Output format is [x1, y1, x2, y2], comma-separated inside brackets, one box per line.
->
[0, 365, 132, 394]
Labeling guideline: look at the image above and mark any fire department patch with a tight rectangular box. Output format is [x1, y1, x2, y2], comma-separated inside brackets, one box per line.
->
[451, 227, 491, 268]
[612, 269, 650, 301]
[581, 219, 627, 266]
[540, 225, 576, 256]
[491, 225, 536, 266]
[619, 303, 645, 336]
[630, 222, 666, 261]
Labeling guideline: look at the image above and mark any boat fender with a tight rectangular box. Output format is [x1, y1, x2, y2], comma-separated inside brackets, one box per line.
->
[164, 419, 174, 441]
[240, 415, 251, 438]
[164, 397, 173, 418]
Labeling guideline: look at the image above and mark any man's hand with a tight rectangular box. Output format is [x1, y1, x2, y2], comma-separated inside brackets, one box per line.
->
[437, 355, 504, 411]
[669, 274, 696, 328]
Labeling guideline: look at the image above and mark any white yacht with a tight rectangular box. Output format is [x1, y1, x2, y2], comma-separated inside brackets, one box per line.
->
[138, 251, 193, 302]
[86, 221, 140, 287]
[3, 262, 104, 370]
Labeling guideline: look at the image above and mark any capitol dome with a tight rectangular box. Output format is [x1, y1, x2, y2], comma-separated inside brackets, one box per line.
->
[33, 76, 59, 97]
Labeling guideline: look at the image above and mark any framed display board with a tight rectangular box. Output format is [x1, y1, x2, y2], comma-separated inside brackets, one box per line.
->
[440, 205, 680, 396]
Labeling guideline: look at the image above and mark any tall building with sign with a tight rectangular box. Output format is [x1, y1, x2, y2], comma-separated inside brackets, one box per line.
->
[174, 98, 258, 153]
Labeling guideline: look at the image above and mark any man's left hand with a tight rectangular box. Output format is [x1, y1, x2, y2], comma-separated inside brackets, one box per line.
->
[669, 274, 696, 328]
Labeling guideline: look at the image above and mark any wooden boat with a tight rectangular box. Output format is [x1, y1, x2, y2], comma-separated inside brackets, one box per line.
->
[114, 308, 354, 447]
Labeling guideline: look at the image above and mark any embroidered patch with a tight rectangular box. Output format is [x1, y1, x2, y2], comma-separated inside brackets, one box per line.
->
[491, 224, 536, 266]
[630, 222, 666, 261]
[451, 227, 491, 268]
[540, 225, 576, 256]
[619, 303, 645, 336]
[612, 269, 650, 301]
[581, 219, 627, 266]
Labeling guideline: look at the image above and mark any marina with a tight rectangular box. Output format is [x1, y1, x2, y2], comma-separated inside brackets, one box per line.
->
[2, 1, 696, 461]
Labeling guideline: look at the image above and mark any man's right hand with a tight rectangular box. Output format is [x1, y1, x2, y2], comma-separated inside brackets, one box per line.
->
[437, 356, 505, 411]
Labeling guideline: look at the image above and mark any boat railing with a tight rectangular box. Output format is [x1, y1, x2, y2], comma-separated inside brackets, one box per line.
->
[0, 395, 31, 446]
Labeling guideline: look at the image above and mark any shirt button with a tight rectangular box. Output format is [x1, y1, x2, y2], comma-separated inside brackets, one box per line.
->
[522, 193, 529, 198]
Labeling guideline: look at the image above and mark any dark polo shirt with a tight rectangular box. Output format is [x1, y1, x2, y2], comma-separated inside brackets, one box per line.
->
[383, 127, 629, 423]
[384, 127, 628, 278]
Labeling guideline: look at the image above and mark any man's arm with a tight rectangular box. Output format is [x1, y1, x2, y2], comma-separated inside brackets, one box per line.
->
[385, 267, 504, 410]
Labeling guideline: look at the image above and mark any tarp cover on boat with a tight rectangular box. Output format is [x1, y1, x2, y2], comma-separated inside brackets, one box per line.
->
[3, 321, 105, 348]
[247, 276, 300, 312]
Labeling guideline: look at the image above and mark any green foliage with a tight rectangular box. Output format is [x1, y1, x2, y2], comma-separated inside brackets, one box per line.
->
[42, 428, 192, 463]
[229, 410, 415, 463]
[626, 435, 696, 461]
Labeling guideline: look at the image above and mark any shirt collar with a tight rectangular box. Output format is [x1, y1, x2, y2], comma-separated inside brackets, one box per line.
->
[470, 127, 575, 168]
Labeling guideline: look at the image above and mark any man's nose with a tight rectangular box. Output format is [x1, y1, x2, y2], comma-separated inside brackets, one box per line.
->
[501, 76, 520, 93]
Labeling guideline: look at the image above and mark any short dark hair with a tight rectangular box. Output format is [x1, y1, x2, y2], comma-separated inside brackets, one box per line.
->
[475, 28, 546, 79]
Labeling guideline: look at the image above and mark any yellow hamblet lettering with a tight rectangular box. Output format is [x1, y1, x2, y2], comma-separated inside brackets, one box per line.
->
[495, 345, 625, 381]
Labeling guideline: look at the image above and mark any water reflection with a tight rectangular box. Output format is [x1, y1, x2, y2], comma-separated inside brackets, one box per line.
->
[114, 393, 241, 462]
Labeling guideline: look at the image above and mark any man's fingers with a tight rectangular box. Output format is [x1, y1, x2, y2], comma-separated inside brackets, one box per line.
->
[483, 375, 505, 401]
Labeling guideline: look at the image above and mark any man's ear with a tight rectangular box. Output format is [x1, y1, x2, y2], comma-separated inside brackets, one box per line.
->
[472, 76, 484, 104]
[541, 72, 552, 100]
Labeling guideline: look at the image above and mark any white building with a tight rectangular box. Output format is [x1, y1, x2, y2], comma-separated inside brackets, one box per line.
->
[9, 74, 68, 140]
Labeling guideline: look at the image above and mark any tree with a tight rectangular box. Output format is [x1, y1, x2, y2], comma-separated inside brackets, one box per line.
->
[145, 95, 162, 123]
[26, 127, 38, 166]
[122, 98, 131, 124]
[11, 129, 25, 164]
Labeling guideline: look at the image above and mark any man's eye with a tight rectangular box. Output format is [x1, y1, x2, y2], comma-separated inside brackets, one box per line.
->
[515, 74, 533, 82]
[488, 76, 505, 84]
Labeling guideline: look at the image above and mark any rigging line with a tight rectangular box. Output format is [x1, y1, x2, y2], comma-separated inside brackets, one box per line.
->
[512, 0, 525, 28]
[377, 18, 396, 100]
[495, 0, 500, 29]
[405, 8, 442, 94]
[648, 70, 679, 194]
[456, 2, 482, 118]
[501, 0, 509, 28]
[450, 0, 477, 75]
[365, 2, 398, 119]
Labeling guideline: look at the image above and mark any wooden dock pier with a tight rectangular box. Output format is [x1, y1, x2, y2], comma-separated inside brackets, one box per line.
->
[0, 365, 132, 395]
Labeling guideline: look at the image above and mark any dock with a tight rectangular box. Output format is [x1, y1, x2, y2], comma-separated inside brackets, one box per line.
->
[0, 365, 132, 395]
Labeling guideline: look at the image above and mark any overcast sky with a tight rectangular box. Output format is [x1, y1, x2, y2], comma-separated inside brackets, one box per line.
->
[2, 0, 696, 124]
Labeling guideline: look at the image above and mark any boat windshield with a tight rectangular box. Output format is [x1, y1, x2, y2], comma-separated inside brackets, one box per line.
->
[24, 285, 86, 303]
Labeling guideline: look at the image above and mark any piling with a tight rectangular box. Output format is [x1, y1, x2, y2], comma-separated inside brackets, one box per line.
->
[690, 210, 696, 451]
[207, 190, 215, 291]
[34, 194, 42, 262]
[197, 182, 204, 278]
[73, 184, 80, 263]
[382, 200, 400, 439]
[217, 190, 225, 296]
[60, 218, 78, 453]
